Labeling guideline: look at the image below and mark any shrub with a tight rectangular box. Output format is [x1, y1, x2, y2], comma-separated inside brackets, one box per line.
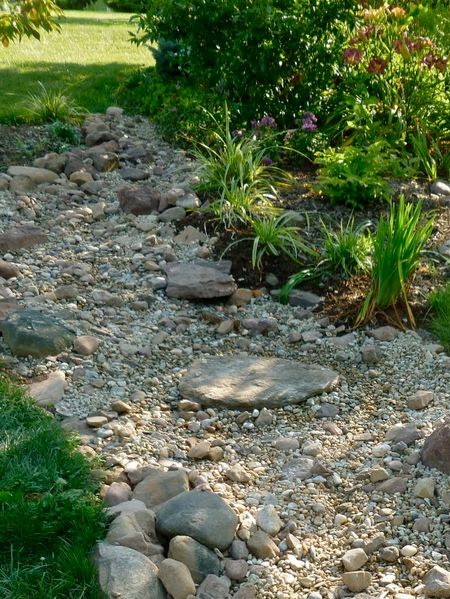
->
[56, 0, 94, 9]
[326, 3, 450, 156]
[117, 68, 226, 143]
[315, 142, 394, 207]
[356, 196, 434, 328]
[130, 0, 357, 125]
[429, 284, 450, 350]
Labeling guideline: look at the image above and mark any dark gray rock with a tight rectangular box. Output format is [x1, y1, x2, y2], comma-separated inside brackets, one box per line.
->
[422, 420, 450, 474]
[156, 491, 237, 550]
[133, 468, 189, 509]
[168, 535, 220, 583]
[0, 309, 74, 357]
[117, 184, 161, 215]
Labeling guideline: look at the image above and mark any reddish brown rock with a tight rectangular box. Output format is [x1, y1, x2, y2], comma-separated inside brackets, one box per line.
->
[0, 225, 47, 252]
[117, 184, 161, 215]
[422, 420, 450, 474]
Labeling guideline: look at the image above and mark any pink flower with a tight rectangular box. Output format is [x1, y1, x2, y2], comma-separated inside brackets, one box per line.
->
[421, 52, 437, 69]
[368, 57, 387, 75]
[344, 47, 363, 65]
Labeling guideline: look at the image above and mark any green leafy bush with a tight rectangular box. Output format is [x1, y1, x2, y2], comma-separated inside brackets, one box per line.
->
[117, 68, 225, 143]
[326, 3, 450, 163]
[315, 142, 395, 207]
[130, 0, 357, 125]
[356, 196, 434, 328]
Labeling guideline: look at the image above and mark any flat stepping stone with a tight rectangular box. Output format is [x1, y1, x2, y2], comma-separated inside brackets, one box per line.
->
[179, 355, 339, 409]
[165, 262, 236, 299]
[0, 309, 74, 357]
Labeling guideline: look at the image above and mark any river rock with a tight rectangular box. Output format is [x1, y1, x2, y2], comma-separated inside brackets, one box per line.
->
[165, 262, 237, 299]
[423, 565, 450, 597]
[117, 184, 161, 215]
[422, 421, 450, 474]
[158, 558, 195, 599]
[197, 574, 230, 599]
[1, 309, 74, 357]
[94, 542, 166, 599]
[7, 165, 59, 184]
[0, 260, 19, 279]
[155, 491, 237, 550]
[28, 370, 66, 406]
[179, 355, 339, 409]
[168, 535, 220, 583]
[106, 509, 164, 556]
[342, 571, 372, 593]
[0, 224, 47, 252]
[133, 468, 189, 508]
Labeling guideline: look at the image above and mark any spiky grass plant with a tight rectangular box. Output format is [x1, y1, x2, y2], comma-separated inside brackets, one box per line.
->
[25, 82, 84, 124]
[224, 213, 314, 271]
[356, 196, 434, 328]
[322, 216, 373, 279]
[193, 106, 292, 196]
[429, 284, 450, 351]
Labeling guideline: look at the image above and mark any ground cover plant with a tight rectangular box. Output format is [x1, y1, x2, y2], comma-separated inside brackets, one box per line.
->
[0, 10, 152, 123]
[0, 378, 106, 599]
[429, 283, 450, 351]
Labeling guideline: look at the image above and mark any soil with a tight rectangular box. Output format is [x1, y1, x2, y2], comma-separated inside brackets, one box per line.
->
[177, 179, 450, 329]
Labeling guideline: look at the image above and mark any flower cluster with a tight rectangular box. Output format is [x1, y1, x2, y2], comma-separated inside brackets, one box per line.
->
[301, 112, 318, 132]
[344, 47, 363, 65]
[421, 52, 447, 73]
[251, 115, 277, 130]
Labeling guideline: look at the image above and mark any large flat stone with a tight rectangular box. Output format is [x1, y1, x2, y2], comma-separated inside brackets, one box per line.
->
[165, 262, 237, 299]
[179, 355, 339, 409]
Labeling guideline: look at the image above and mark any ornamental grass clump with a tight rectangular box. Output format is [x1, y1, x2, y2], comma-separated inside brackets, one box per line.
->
[429, 284, 450, 351]
[193, 108, 292, 197]
[356, 196, 434, 328]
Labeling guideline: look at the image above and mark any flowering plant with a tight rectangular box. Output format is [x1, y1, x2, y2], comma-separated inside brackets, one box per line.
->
[328, 3, 449, 164]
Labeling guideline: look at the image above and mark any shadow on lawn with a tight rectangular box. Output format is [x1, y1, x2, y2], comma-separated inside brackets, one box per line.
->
[0, 61, 144, 114]
[58, 15, 136, 27]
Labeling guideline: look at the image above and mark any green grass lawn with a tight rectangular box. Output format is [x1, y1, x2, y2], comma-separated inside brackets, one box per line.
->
[0, 10, 153, 122]
[0, 378, 107, 599]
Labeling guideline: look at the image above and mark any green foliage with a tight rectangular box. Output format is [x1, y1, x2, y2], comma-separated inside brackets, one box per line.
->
[46, 120, 81, 145]
[326, 3, 450, 162]
[279, 216, 372, 302]
[194, 108, 291, 195]
[207, 177, 279, 230]
[151, 39, 190, 80]
[0, 378, 106, 599]
[118, 68, 225, 143]
[356, 196, 434, 327]
[25, 83, 83, 124]
[225, 213, 313, 271]
[429, 284, 450, 351]
[130, 0, 357, 125]
[322, 216, 372, 278]
[0, 0, 62, 46]
[315, 142, 394, 207]
[56, 0, 94, 9]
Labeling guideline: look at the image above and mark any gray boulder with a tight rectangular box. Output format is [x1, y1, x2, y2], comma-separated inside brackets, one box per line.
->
[1, 309, 74, 357]
[94, 542, 166, 599]
[133, 468, 189, 509]
[156, 491, 237, 550]
[0, 224, 47, 252]
[169, 535, 220, 583]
